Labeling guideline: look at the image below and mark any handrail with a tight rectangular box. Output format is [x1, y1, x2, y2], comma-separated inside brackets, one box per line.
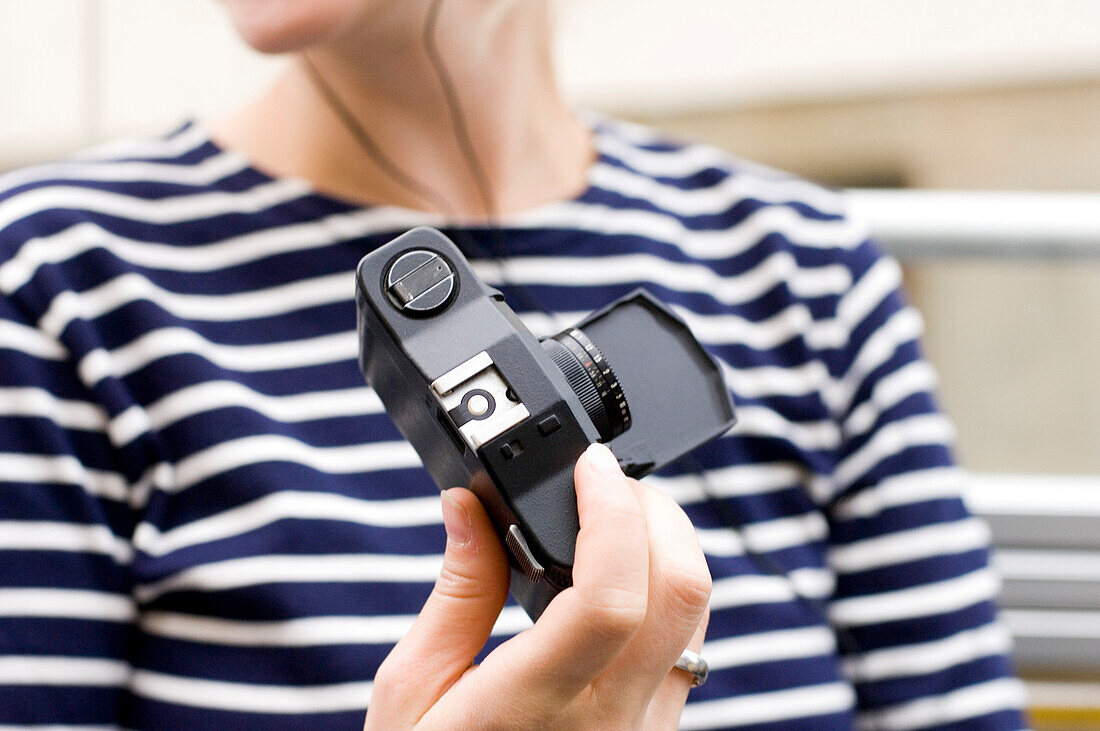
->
[845, 189, 1100, 260]
[965, 473, 1100, 515]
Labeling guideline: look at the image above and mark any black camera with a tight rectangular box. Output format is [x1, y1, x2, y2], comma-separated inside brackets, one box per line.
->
[356, 228, 736, 620]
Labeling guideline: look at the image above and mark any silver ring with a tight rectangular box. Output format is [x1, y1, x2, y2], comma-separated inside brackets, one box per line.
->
[674, 648, 708, 688]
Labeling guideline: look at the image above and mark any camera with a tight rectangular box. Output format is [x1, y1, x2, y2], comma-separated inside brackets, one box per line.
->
[356, 227, 736, 620]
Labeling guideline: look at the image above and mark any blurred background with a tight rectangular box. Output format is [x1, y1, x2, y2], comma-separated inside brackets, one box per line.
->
[2, 1, 1098, 727]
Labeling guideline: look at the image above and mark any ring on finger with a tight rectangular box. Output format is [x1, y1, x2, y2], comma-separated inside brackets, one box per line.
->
[673, 648, 708, 688]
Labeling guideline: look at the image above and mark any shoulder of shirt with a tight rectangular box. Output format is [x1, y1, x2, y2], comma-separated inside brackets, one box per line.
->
[583, 113, 875, 271]
[588, 113, 858, 222]
[0, 121, 251, 261]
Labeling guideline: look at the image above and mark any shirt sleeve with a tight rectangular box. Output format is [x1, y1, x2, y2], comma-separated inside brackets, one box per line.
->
[818, 234, 1029, 729]
[0, 277, 135, 725]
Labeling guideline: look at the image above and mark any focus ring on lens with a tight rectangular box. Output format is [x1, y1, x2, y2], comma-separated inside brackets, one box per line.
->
[545, 339, 607, 437]
[543, 328, 630, 442]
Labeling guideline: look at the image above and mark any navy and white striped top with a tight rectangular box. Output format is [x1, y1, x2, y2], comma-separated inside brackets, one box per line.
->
[0, 117, 1027, 729]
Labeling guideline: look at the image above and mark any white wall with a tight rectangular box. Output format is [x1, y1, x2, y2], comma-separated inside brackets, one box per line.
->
[1, 1, 94, 163]
[2, 0, 1100, 165]
[0, 0, 285, 167]
[557, 0, 1100, 112]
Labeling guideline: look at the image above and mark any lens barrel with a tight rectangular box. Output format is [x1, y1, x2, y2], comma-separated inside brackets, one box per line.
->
[542, 328, 631, 442]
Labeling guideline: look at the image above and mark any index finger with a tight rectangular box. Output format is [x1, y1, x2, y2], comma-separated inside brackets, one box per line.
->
[481, 443, 650, 704]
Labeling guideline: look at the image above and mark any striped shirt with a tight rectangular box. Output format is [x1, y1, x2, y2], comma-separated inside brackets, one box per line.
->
[0, 117, 1026, 729]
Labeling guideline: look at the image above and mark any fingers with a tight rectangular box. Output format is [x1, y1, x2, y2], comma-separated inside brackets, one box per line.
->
[377, 445, 710, 730]
[492, 443, 650, 706]
[367, 488, 510, 726]
[645, 606, 710, 728]
[598, 482, 711, 705]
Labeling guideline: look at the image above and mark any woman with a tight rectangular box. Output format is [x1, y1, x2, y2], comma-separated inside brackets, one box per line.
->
[0, 0, 1026, 728]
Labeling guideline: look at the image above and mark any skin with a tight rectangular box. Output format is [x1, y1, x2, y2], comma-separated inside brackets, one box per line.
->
[215, 0, 594, 219]
[215, 2, 713, 727]
[369, 445, 711, 729]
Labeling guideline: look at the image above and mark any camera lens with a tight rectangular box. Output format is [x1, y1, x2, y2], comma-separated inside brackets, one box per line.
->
[542, 328, 631, 442]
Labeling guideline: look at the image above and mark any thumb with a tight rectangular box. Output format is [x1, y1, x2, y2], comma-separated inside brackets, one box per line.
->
[368, 488, 510, 723]
[428, 488, 511, 635]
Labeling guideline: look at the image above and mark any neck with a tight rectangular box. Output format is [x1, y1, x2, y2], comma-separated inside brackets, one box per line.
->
[212, 0, 593, 221]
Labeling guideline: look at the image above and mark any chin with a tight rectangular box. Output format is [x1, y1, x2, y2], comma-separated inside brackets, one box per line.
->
[222, 0, 370, 54]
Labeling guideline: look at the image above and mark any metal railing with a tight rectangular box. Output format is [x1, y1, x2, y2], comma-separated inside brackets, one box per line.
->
[847, 189, 1100, 260]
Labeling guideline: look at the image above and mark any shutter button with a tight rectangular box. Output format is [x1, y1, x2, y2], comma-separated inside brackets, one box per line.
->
[385, 249, 456, 315]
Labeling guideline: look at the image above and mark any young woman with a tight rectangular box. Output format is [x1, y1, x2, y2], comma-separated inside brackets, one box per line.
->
[0, 1, 1026, 727]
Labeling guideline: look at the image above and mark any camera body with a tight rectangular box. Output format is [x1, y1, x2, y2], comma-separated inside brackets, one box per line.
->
[356, 227, 735, 620]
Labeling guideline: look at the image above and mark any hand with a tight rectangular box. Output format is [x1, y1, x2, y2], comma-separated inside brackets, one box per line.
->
[364, 443, 711, 730]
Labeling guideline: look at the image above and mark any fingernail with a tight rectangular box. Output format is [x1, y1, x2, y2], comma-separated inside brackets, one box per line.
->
[584, 442, 623, 479]
[441, 490, 471, 546]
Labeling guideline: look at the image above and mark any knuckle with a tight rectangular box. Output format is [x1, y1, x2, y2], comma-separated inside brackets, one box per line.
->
[662, 563, 712, 617]
[641, 483, 712, 616]
[578, 586, 648, 640]
[370, 658, 402, 701]
[435, 560, 491, 601]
